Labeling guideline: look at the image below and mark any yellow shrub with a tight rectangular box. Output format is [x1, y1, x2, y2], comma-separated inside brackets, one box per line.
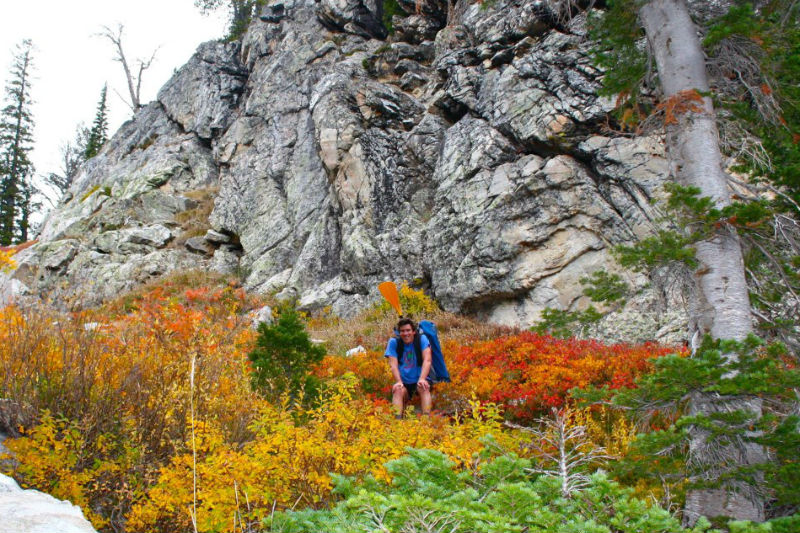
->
[365, 281, 439, 322]
[1, 278, 528, 533]
[0, 248, 15, 271]
[0, 282, 262, 531]
[127, 375, 523, 533]
[3, 412, 107, 528]
[570, 405, 636, 457]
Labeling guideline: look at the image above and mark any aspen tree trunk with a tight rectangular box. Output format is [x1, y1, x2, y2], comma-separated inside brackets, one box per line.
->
[639, 0, 766, 524]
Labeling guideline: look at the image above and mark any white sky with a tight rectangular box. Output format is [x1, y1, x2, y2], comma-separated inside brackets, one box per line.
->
[0, 1, 228, 207]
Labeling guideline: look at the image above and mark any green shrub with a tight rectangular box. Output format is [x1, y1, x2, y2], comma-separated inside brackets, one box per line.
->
[248, 306, 326, 405]
[266, 447, 717, 533]
[531, 306, 603, 339]
[382, 0, 404, 34]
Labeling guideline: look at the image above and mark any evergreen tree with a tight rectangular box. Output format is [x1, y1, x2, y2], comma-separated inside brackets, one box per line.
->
[195, 0, 265, 40]
[0, 39, 36, 245]
[247, 306, 326, 405]
[84, 84, 108, 159]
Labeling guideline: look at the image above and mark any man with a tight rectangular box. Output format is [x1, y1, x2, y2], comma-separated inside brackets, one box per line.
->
[384, 318, 432, 418]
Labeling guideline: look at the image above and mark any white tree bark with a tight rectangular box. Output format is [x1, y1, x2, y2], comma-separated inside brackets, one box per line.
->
[639, 0, 765, 524]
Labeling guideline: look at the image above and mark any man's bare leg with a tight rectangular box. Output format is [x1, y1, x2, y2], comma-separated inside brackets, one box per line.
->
[419, 387, 432, 416]
[392, 382, 408, 418]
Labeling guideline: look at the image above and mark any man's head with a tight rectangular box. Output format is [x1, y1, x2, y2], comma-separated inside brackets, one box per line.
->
[397, 318, 416, 345]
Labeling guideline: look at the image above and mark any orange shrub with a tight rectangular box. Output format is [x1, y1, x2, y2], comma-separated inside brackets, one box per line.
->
[446, 332, 677, 420]
[315, 348, 390, 397]
[316, 333, 676, 421]
[1, 276, 668, 533]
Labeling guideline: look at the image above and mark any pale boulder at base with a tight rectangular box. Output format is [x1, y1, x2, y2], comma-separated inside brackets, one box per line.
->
[0, 474, 98, 533]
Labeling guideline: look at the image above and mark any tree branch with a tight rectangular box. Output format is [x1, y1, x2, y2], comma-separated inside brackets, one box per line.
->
[98, 24, 159, 112]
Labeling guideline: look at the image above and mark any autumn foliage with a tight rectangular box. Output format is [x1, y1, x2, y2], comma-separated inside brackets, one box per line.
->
[319, 331, 677, 422]
[446, 332, 677, 420]
[0, 278, 678, 532]
[127, 376, 520, 533]
[0, 276, 261, 530]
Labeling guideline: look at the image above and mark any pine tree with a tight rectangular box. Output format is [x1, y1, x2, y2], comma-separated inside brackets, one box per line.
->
[194, 0, 265, 40]
[84, 84, 108, 159]
[0, 39, 36, 245]
[247, 306, 325, 405]
[588, 0, 800, 523]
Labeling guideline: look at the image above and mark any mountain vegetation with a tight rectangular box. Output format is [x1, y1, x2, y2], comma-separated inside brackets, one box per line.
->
[195, 0, 267, 39]
[43, 123, 90, 203]
[1, 0, 799, 532]
[84, 84, 109, 160]
[0, 277, 796, 532]
[590, 0, 800, 522]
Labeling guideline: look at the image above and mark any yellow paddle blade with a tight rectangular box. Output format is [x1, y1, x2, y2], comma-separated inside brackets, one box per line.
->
[378, 281, 403, 317]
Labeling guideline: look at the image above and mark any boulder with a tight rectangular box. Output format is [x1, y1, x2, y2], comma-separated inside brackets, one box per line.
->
[250, 305, 274, 328]
[0, 474, 98, 533]
[93, 225, 173, 254]
[185, 236, 214, 255]
[345, 345, 367, 357]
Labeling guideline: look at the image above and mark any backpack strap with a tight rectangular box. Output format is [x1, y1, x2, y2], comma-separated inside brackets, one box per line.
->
[394, 332, 424, 367]
[413, 333, 422, 367]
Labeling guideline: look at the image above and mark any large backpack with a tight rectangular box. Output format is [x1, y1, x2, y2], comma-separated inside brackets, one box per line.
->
[394, 320, 451, 383]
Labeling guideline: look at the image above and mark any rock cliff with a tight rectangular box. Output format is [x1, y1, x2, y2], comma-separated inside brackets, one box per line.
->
[9, 0, 686, 339]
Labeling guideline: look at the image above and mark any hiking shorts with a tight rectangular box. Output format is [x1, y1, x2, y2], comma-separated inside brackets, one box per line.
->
[403, 381, 433, 399]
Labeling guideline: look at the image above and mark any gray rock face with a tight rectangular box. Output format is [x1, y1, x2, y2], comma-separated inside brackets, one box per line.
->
[316, 0, 387, 39]
[158, 41, 247, 140]
[19, 0, 685, 338]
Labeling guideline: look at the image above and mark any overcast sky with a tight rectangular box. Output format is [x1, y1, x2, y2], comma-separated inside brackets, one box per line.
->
[0, 1, 228, 206]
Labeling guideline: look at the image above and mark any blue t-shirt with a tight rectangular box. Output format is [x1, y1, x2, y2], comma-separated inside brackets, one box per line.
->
[385, 334, 431, 384]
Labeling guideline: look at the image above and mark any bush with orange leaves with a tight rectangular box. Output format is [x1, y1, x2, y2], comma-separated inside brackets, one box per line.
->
[446, 332, 678, 421]
[0, 276, 523, 533]
[0, 274, 674, 533]
[0, 239, 35, 273]
[317, 332, 676, 422]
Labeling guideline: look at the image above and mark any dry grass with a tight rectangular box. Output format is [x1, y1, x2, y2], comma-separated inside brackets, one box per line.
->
[172, 187, 219, 246]
[308, 306, 517, 356]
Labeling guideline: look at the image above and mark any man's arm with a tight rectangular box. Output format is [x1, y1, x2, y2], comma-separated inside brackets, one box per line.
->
[388, 356, 403, 385]
[417, 347, 432, 390]
[386, 338, 404, 392]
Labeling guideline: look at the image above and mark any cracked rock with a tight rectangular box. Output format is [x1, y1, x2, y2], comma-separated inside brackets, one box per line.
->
[19, 0, 679, 341]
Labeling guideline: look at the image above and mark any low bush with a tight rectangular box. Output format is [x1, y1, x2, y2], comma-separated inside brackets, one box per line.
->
[446, 332, 678, 421]
[126, 376, 521, 533]
[1, 280, 261, 531]
[267, 447, 717, 533]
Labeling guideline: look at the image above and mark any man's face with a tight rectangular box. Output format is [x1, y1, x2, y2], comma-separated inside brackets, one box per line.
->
[398, 324, 415, 344]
